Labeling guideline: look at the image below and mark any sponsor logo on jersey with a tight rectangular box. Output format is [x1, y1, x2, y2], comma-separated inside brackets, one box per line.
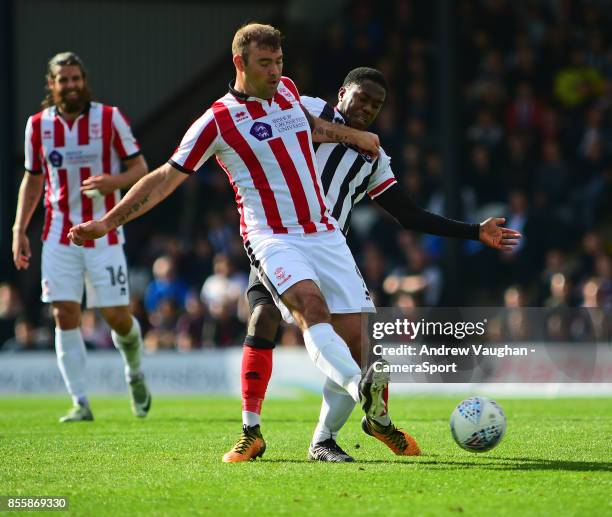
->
[235, 111, 248, 122]
[90, 123, 102, 139]
[48, 150, 63, 167]
[250, 122, 273, 141]
[271, 113, 308, 134]
[65, 150, 98, 166]
[277, 85, 292, 99]
[43, 129, 52, 140]
[275, 266, 292, 287]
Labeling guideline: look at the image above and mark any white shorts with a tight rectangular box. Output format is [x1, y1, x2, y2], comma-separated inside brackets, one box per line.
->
[244, 229, 375, 323]
[41, 241, 130, 308]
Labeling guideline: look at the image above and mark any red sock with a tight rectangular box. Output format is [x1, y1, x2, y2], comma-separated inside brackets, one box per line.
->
[241, 338, 273, 414]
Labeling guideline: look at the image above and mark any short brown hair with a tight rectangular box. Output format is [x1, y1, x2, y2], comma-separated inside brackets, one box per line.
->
[232, 23, 282, 64]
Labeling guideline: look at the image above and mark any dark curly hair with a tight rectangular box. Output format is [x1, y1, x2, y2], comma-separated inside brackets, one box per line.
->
[342, 67, 388, 91]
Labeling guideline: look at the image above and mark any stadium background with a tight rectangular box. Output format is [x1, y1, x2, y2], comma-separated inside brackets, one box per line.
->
[1, 0, 611, 355]
[1, 6, 610, 515]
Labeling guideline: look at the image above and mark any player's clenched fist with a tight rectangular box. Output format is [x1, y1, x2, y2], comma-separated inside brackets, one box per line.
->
[355, 131, 380, 157]
[68, 220, 109, 246]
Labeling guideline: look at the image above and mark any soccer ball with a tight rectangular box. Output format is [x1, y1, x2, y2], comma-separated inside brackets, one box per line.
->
[450, 396, 506, 452]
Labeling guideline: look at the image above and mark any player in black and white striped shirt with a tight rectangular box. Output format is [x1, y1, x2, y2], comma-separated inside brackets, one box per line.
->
[223, 68, 521, 463]
[301, 94, 397, 235]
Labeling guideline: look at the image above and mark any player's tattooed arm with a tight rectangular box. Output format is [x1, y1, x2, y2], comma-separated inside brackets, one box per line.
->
[105, 163, 186, 229]
[301, 104, 316, 131]
[299, 104, 342, 142]
[111, 193, 150, 227]
[68, 163, 187, 245]
[318, 121, 380, 158]
[303, 107, 380, 157]
[12, 172, 44, 269]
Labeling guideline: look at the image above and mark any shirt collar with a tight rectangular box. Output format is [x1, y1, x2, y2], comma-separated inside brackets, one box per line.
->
[228, 81, 250, 101]
[334, 106, 347, 125]
[228, 82, 273, 103]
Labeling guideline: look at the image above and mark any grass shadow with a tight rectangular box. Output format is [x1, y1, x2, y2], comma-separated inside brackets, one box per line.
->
[257, 456, 612, 472]
[355, 457, 612, 472]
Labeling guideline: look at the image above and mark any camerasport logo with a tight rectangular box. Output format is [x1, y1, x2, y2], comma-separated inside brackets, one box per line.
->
[275, 266, 292, 287]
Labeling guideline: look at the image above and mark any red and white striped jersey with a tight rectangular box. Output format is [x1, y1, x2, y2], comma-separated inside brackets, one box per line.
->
[169, 76, 337, 240]
[24, 102, 140, 247]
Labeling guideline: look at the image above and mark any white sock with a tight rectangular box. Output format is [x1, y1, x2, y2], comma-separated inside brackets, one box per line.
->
[312, 423, 337, 445]
[303, 323, 362, 402]
[242, 411, 261, 427]
[312, 377, 356, 444]
[55, 328, 88, 407]
[111, 316, 143, 379]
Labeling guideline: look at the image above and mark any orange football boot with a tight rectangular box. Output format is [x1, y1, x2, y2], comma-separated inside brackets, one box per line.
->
[222, 425, 266, 463]
[361, 416, 421, 456]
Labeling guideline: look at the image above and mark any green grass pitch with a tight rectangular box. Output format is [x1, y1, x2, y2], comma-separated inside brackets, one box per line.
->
[1, 396, 611, 516]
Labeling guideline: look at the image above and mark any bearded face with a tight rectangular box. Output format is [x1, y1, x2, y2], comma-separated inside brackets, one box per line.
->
[48, 64, 91, 114]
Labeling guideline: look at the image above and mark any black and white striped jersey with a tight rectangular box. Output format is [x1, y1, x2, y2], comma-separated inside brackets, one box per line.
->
[302, 96, 397, 234]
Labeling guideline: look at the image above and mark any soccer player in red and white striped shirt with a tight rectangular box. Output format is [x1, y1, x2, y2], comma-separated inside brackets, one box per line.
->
[12, 52, 151, 422]
[229, 67, 523, 462]
[68, 24, 388, 460]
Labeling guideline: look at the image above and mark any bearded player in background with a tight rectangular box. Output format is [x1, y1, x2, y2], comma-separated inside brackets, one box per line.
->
[12, 52, 151, 422]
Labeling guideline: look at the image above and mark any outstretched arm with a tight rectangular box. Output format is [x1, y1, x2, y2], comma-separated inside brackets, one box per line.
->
[68, 162, 187, 245]
[12, 172, 44, 269]
[300, 104, 379, 157]
[374, 184, 521, 251]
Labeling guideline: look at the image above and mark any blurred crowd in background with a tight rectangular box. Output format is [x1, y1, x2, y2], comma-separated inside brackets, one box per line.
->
[2, 0, 611, 352]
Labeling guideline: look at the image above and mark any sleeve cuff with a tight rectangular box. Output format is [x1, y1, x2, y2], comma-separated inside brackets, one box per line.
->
[121, 150, 142, 161]
[470, 223, 481, 241]
[168, 159, 195, 174]
[25, 168, 43, 175]
[368, 178, 397, 199]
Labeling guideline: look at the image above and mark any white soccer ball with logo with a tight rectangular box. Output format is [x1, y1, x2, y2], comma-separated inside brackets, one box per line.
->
[450, 396, 506, 452]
